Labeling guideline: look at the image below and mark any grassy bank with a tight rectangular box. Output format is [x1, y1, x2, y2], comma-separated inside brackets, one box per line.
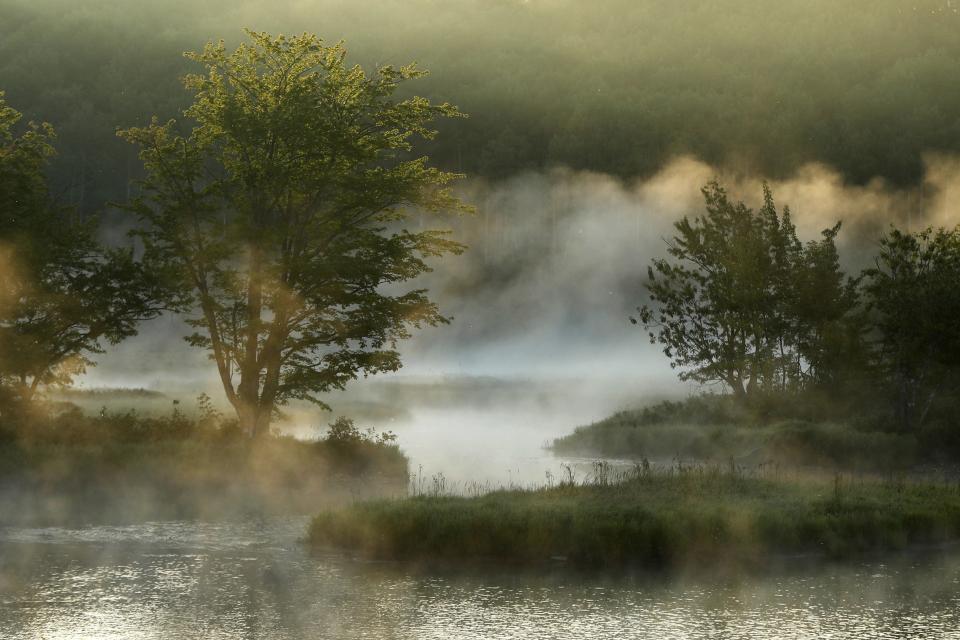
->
[0, 408, 408, 525]
[549, 395, 960, 471]
[308, 465, 960, 570]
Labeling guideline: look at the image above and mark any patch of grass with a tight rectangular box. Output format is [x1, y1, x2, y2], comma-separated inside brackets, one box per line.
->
[308, 465, 960, 570]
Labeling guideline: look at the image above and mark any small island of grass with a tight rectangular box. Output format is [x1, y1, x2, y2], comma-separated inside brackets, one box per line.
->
[308, 465, 960, 570]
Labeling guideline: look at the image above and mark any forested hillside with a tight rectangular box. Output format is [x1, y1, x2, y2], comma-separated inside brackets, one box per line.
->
[4, 0, 960, 216]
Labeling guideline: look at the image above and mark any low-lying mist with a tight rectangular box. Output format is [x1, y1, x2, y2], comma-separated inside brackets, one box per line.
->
[85, 154, 960, 392]
[67, 154, 960, 490]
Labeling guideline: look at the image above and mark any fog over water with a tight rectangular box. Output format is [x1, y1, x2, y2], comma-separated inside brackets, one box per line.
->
[84, 155, 960, 400]
[65, 156, 960, 494]
[88, 154, 960, 381]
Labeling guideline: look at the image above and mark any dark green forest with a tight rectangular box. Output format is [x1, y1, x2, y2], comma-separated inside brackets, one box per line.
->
[4, 0, 960, 218]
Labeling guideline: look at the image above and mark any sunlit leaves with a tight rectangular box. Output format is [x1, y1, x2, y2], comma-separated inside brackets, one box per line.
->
[121, 31, 468, 434]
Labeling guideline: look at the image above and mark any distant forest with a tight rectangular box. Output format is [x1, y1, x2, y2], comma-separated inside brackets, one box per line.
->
[3, 0, 960, 215]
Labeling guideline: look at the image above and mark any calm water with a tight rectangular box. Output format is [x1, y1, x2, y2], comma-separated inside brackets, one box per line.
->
[1, 517, 960, 639]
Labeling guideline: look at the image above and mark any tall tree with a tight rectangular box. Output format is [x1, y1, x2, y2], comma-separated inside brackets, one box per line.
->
[121, 31, 467, 437]
[863, 227, 960, 431]
[0, 92, 166, 409]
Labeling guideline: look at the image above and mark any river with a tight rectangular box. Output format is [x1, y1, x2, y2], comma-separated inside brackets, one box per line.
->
[2, 516, 959, 639]
[2, 378, 959, 638]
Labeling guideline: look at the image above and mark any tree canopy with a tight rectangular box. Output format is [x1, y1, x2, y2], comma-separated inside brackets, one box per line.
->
[121, 31, 467, 436]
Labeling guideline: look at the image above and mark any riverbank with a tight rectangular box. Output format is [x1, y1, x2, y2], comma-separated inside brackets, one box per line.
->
[549, 395, 960, 471]
[0, 408, 408, 525]
[308, 464, 960, 570]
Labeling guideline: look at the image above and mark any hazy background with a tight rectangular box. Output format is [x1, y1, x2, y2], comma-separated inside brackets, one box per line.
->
[79, 156, 960, 394]
[4, 0, 960, 418]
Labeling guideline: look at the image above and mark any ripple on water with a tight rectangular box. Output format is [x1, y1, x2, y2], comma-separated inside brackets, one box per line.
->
[1, 517, 960, 639]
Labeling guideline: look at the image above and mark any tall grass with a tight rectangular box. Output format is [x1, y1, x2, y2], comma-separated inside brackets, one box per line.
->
[308, 462, 960, 570]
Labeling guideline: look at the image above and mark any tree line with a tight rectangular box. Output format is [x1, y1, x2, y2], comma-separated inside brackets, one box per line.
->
[0, 31, 466, 436]
[637, 183, 960, 433]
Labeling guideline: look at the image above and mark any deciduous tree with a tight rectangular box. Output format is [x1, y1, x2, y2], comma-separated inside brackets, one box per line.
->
[0, 92, 166, 409]
[121, 31, 467, 436]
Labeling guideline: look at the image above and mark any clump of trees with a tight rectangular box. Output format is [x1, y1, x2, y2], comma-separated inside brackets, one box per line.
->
[637, 182, 960, 432]
[864, 228, 960, 431]
[635, 182, 860, 399]
[0, 92, 168, 413]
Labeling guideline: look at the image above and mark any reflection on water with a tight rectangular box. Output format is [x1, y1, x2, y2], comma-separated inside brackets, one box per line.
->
[1, 516, 960, 639]
[392, 404, 604, 488]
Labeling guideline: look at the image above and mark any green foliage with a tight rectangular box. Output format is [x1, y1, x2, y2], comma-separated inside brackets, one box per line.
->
[309, 466, 960, 569]
[863, 227, 960, 431]
[637, 183, 860, 399]
[120, 31, 468, 436]
[634, 184, 960, 439]
[0, 93, 167, 409]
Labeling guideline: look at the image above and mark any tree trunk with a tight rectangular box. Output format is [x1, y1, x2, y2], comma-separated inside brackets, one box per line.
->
[237, 245, 265, 438]
[728, 374, 747, 400]
[254, 406, 273, 438]
[238, 404, 258, 438]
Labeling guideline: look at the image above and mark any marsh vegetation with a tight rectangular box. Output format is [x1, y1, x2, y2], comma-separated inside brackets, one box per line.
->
[308, 461, 960, 569]
[551, 395, 960, 471]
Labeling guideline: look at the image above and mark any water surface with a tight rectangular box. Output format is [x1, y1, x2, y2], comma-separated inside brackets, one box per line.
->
[1, 517, 959, 639]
